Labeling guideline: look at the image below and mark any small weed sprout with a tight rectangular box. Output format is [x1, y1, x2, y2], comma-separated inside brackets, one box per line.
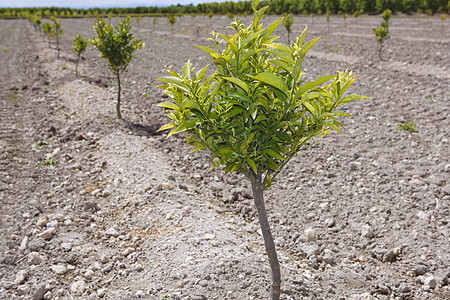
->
[72, 34, 89, 77]
[92, 17, 144, 120]
[33, 140, 53, 151]
[397, 121, 418, 133]
[8, 94, 18, 105]
[373, 9, 391, 61]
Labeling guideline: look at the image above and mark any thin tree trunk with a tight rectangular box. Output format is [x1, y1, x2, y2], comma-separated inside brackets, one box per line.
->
[249, 170, 281, 300]
[57, 38, 60, 58]
[116, 72, 122, 120]
[75, 54, 80, 77]
[378, 42, 383, 61]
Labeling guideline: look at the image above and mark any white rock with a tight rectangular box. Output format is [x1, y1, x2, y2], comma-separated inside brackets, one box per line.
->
[105, 227, 120, 237]
[84, 270, 95, 279]
[19, 236, 29, 253]
[304, 227, 318, 241]
[361, 224, 374, 239]
[70, 280, 86, 295]
[204, 233, 216, 240]
[97, 288, 107, 297]
[61, 242, 72, 251]
[16, 284, 30, 295]
[50, 265, 68, 275]
[37, 228, 56, 240]
[14, 270, 28, 284]
[37, 216, 48, 227]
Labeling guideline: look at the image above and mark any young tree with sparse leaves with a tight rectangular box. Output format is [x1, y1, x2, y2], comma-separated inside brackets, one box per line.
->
[167, 14, 176, 34]
[91, 17, 144, 119]
[72, 34, 88, 77]
[157, 1, 366, 299]
[373, 9, 391, 61]
[50, 17, 63, 58]
[282, 12, 294, 44]
[42, 22, 53, 48]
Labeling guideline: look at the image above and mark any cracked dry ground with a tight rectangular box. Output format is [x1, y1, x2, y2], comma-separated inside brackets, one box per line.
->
[1, 14, 449, 300]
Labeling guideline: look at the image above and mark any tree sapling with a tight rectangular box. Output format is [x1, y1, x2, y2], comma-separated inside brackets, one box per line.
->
[157, 0, 366, 299]
[282, 13, 294, 44]
[72, 34, 88, 77]
[373, 9, 391, 61]
[50, 17, 64, 58]
[92, 17, 144, 119]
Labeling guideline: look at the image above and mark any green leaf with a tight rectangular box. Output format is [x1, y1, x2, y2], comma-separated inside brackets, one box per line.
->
[156, 102, 179, 110]
[300, 36, 320, 57]
[246, 158, 257, 173]
[263, 147, 286, 160]
[223, 77, 249, 94]
[157, 76, 189, 92]
[157, 123, 176, 132]
[249, 72, 289, 94]
[336, 94, 368, 106]
[182, 60, 191, 79]
[294, 75, 335, 100]
[263, 43, 293, 56]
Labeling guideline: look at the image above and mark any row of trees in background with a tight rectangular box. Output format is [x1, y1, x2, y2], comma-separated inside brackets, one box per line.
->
[1, 0, 449, 18]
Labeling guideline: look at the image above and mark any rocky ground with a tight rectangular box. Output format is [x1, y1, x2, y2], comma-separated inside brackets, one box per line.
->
[0, 13, 449, 300]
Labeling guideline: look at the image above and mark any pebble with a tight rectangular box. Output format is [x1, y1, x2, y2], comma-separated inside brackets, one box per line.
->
[70, 280, 86, 295]
[61, 242, 72, 251]
[27, 252, 43, 265]
[43, 291, 53, 300]
[361, 224, 375, 239]
[105, 227, 120, 237]
[398, 284, 412, 293]
[36, 216, 48, 227]
[32, 284, 46, 300]
[424, 275, 437, 289]
[383, 249, 396, 262]
[14, 270, 28, 284]
[414, 265, 428, 276]
[324, 217, 335, 227]
[204, 233, 216, 240]
[19, 236, 29, 253]
[304, 227, 318, 241]
[50, 265, 68, 275]
[84, 270, 95, 279]
[17, 284, 30, 295]
[323, 249, 334, 265]
[37, 227, 56, 240]
[97, 288, 107, 297]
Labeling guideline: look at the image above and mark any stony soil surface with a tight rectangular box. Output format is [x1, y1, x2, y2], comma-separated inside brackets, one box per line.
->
[0, 14, 449, 300]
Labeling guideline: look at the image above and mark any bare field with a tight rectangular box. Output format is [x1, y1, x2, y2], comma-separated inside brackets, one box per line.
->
[0, 14, 449, 299]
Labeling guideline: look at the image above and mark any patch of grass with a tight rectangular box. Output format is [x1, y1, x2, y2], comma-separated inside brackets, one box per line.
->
[8, 94, 18, 105]
[2, 46, 9, 52]
[397, 121, 418, 133]
[160, 290, 173, 299]
[33, 140, 53, 151]
[62, 65, 68, 70]
[35, 157, 56, 168]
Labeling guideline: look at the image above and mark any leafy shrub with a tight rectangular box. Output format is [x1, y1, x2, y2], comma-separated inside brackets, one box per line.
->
[373, 9, 391, 61]
[157, 0, 365, 298]
[397, 121, 418, 132]
[50, 17, 63, 58]
[92, 16, 144, 119]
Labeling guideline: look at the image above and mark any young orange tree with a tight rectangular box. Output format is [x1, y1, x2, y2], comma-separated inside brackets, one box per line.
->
[92, 17, 144, 119]
[157, 0, 366, 298]
[72, 34, 88, 77]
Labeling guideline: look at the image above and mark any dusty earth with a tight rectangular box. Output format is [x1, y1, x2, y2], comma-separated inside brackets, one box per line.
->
[0, 13, 449, 300]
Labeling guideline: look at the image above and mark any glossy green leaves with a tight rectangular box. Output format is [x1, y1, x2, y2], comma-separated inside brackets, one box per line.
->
[158, 4, 365, 189]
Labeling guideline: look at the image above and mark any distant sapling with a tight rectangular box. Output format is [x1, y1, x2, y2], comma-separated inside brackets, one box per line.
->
[42, 22, 53, 48]
[167, 14, 176, 34]
[157, 0, 366, 299]
[282, 13, 294, 44]
[50, 17, 64, 58]
[373, 9, 391, 61]
[72, 34, 88, 77]
[92, 17, 144, 119]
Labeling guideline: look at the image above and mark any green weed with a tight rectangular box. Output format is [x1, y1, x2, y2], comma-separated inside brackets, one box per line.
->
[35, 157, 56, 168]
[397, 121, 418, 133]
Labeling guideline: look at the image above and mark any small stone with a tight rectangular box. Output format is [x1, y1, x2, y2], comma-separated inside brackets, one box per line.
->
[37, 216, 48, 227]
[61, 242, 72, 251]
[37, 227, 56, 240]
[424, 275, 437, 289]
[361, 224, 375, 239]
[304, 227, 317, 241]
[414, 265, 428, 276]
[46, 220, 58, 227]
[442, 276, 449, 286]
[399, 284, 412, 293]
[136, 290, 145, 297]
[27, 252, 43, 265]
[105, 227, 120, 237]
[70, 280, 86, 295]
[323, 249, 334, 265]
[204, 233, 216, 240]
[19, 236, 29, 253]
[50, 265, 68, 275]
[14, 270, 28, 284]
[43, 291, 53, 300]
[122, 247, 135, 257]
[84, 270, 95, 279]
[52, 213, 64, 222]
[324, 218, 335, 227]
[32, 284, 46, 300]
[17, 284, 30, 295]
[383, 250, 396, 262]
[97, 288, 107, 297]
